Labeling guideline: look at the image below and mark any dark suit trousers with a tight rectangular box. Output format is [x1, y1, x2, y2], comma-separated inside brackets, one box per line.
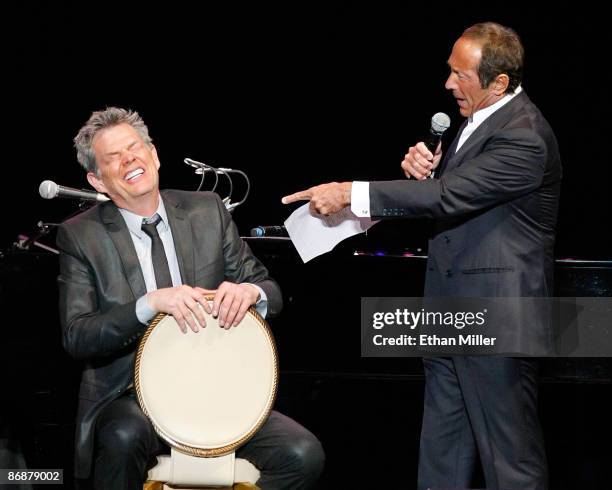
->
[418, 357, 547, 490]
[92, 390, 324, 490]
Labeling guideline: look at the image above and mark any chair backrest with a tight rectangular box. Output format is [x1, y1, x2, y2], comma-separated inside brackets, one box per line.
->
[135, 303, 278, 457]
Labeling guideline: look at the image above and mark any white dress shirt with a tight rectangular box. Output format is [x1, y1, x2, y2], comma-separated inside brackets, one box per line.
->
[455, 85, 522, 152]
[118, 195, 267, 324]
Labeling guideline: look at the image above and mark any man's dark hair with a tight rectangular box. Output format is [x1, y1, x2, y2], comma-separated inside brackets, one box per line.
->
[462, 22, 524, 93]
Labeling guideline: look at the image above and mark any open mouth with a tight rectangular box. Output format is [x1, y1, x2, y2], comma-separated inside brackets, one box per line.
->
[124, 168, 144, 182]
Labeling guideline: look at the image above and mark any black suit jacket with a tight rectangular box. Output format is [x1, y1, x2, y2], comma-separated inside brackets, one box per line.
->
[57, 190, 282, 478]
[370, 92, 562, 354]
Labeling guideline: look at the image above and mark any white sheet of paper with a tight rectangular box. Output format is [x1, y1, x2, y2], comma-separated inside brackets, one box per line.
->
[284, 203, 378, 263]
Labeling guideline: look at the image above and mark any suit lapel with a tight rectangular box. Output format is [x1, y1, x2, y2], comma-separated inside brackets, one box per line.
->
[441, 91, 529, 176]
[163, 192, 195, 287]
[443, 123, 488, 174]
[437, 120, 467, 177]
[100, 203, 147, 299]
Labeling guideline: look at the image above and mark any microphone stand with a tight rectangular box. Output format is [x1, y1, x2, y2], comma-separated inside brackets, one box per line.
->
[4, 199, 97, 257]
[10, 221, 59, 255]
[184, 158, 251, 212]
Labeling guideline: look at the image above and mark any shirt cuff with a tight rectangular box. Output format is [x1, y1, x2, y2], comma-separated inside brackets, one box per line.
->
[244, 283, 268, 319]
[136, 294, 157, 325]
[351, 181, 371, 217]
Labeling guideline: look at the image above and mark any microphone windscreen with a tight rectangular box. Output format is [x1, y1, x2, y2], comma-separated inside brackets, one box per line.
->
[39, 180, 59, 199]
[431, 112, 451, 134]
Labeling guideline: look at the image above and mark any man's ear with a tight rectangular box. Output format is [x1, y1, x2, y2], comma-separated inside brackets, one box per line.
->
[491, 74, 510, 96]
[87, 172, 107, 194]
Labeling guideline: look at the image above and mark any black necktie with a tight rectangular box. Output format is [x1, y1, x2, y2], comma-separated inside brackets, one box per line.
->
[141, 214, 173, 289]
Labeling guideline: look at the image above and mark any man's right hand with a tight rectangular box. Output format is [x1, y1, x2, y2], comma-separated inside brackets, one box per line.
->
[401, 142, 442, 180]
[147, 286, 213, 334]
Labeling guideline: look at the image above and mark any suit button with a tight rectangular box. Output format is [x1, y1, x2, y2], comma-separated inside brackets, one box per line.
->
[445, 269, 453, 277]
[444, 235, 450, 243]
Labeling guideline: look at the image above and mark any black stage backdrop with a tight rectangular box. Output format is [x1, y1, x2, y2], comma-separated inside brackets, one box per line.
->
[3, 1, 611, 255]
[2, 3, 612, 488]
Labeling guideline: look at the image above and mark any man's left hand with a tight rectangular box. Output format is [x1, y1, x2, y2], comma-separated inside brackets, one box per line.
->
[282, 182, 352, 215]
[196, 282, 260, 329]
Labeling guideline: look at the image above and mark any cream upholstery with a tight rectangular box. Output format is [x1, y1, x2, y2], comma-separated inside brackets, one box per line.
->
[137, 312, 276, 453]
[137, 309, 275, 490]
[147, 450, 260, 487]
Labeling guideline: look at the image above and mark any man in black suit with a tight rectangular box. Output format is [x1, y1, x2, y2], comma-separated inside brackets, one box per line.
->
[58, 107, 324, 489]
[283, 22, 561, 490]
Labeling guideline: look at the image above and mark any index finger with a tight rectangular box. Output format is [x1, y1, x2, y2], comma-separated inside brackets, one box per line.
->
[281, 189, 313, 204]
[193, 288, 214, 314]
[195, 286, 217, 315]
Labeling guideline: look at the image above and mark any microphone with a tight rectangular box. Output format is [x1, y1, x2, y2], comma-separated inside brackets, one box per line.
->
[194, 167, 235, 175]
[424, 112, 451, 155]
[39, 180, 110, 202]
[250, 226, 288, 237]
[222, 196, 239, 212]
[184, 158, 232, 174]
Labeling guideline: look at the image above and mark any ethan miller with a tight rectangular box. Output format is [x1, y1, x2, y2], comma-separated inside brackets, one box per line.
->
[420, 334, 497, 346]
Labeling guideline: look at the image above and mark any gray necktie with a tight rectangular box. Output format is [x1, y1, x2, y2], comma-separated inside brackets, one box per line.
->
[141, 214, 173, 289]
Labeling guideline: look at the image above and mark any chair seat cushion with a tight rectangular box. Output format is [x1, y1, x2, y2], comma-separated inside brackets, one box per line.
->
[148, 454, 260, 485]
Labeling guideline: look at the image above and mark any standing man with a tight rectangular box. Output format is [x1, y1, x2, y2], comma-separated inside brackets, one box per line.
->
[58, 107, 324, 490]
[283, 22, 561, 490]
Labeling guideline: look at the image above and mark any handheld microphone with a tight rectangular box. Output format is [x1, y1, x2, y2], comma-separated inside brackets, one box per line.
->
[250, 226, 288, 237]
[424, 112, 451, 155]
[39, 180, 110, 202]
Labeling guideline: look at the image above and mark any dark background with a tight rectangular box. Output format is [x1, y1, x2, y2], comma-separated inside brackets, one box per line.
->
[2, 0, 611, 258]
[2, 2, 612, 489]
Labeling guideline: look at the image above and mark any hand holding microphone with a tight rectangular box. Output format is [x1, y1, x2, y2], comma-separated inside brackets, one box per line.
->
[402, 143, 442, 180]
[402, 112, 450, 180]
